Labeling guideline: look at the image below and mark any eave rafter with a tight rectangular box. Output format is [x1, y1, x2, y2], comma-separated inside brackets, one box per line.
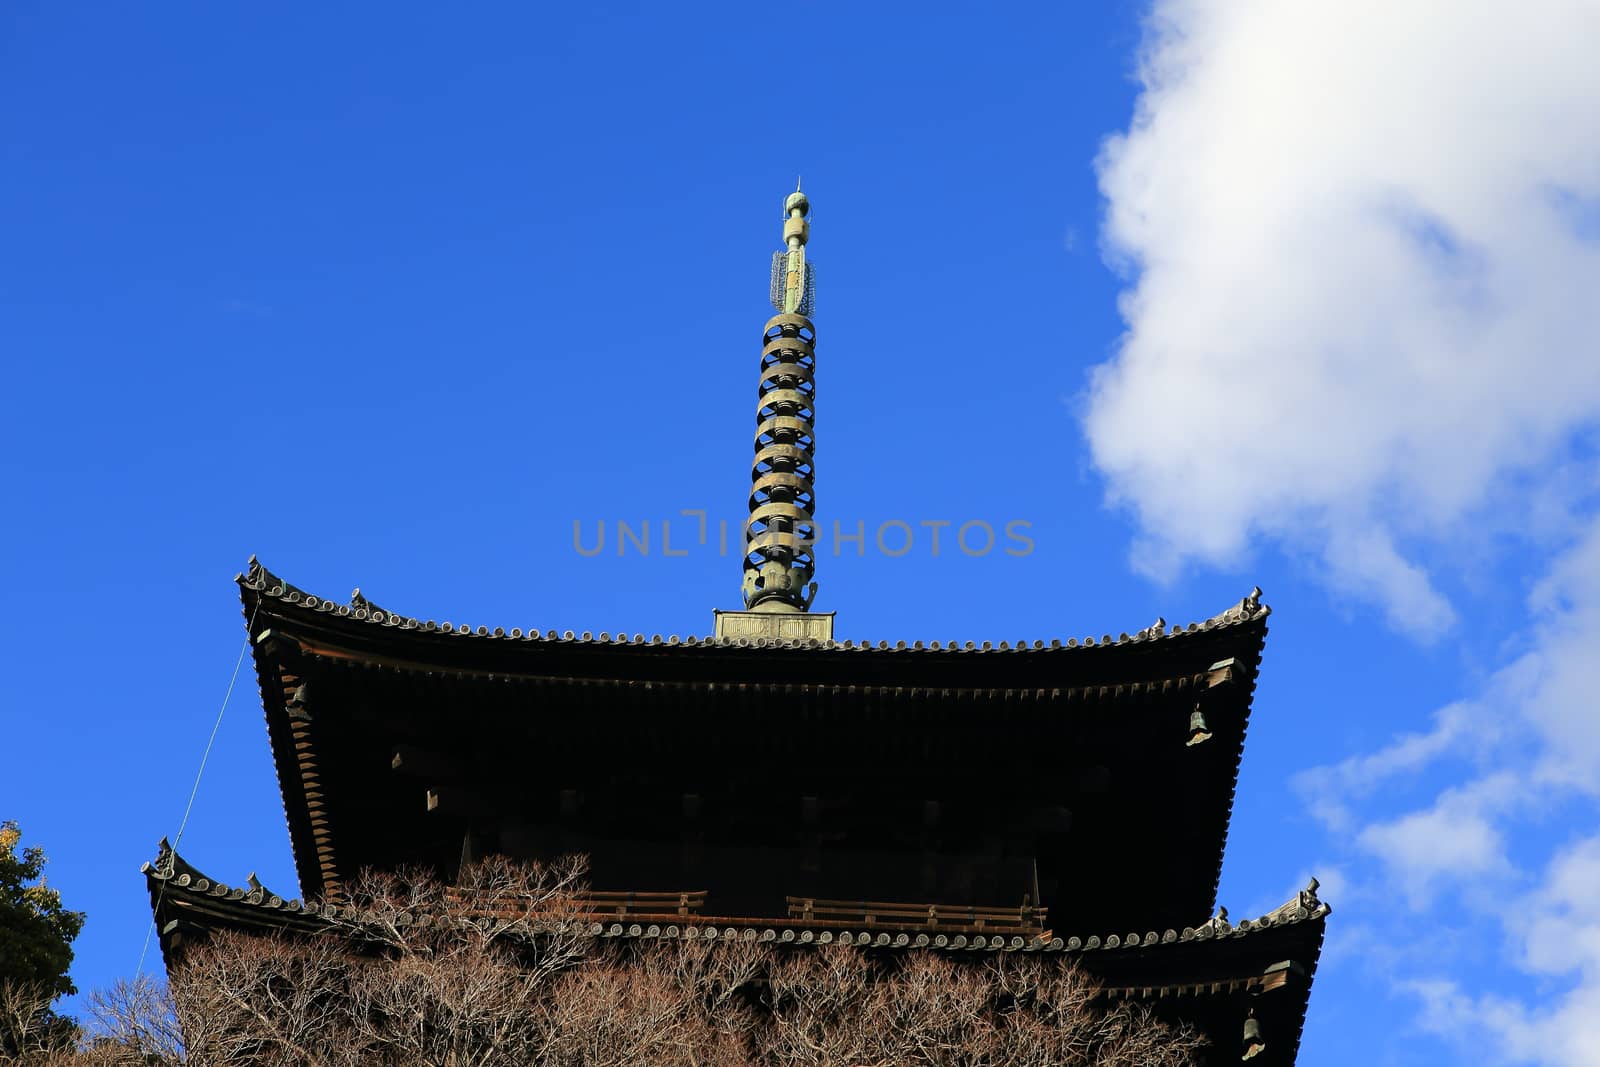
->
[271, 628, 1250, 704]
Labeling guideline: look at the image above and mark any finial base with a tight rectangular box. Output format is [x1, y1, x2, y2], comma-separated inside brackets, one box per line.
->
[714, 609, 835, 643]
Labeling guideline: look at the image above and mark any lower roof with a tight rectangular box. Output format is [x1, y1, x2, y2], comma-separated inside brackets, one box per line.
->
[145, 842, 1328, 1064]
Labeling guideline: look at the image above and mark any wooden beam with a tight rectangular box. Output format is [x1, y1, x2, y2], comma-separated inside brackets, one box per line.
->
[1206, 658, 1240, 688]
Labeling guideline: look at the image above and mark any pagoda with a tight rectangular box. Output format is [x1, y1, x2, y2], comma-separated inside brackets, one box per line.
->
[145, 187, 1327, 1063]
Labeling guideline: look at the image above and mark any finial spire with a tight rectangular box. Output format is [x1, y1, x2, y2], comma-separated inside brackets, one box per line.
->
[742, 187, 819, 612]
[771, 187, 813, 316]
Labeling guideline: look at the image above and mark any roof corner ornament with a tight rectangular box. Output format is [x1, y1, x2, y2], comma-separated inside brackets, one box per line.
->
[743, 186, 819, 613]
[1232, 586, 1265, 622]
[1298, 876, 1321, 911]
[1208, 586, 1266, 626]
[350, 587, 387, 616]
[242, 556, 302, 600]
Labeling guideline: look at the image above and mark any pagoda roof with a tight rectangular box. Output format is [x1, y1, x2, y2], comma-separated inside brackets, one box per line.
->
[146, 841, 1326, 1065]
[142, 840, 1327, 968]
[238, 557, 1269, 659]
[237, 558, 1272, 932]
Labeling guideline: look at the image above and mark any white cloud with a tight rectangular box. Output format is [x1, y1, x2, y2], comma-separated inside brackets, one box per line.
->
[1356, 774, 1519, 908]
[1403, 836, 1600, 1067]
[1290, 662, 1537, 833]
[1087, 0, 1600, 635]
[1522, 523, 1600, 793]
[1089, 1, 1600, 1060]
[1519, 837, 1600, 979]
[1287, 510, 1600, 1063]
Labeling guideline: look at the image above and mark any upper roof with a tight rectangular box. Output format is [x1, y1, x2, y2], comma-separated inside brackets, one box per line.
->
[238, 558, 1272, 933]
[240, 557, 1270, 657]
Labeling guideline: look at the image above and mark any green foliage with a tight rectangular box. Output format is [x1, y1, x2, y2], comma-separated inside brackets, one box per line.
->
[0, 821, 84, 999]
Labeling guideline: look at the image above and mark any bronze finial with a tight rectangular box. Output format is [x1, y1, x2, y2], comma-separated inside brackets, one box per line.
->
[744, 188, 819, 612]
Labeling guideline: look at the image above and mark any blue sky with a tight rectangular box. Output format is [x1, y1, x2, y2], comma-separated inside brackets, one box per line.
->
[4, 3, 1598, 1063]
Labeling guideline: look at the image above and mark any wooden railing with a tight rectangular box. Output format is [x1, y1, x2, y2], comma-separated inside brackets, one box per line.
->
[785, 896, 1047, 931]
[576, 890, 707, 917]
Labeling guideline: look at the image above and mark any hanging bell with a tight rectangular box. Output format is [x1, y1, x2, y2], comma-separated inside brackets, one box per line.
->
[1187, 706, 1212, 747]
[1241, 1015, 1266, 1060]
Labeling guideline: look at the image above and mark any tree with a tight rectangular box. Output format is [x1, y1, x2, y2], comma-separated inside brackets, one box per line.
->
[0, 823, 82, 1000]
[0, 822, 85, 1059]
[24, 856, 1205, 1066]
